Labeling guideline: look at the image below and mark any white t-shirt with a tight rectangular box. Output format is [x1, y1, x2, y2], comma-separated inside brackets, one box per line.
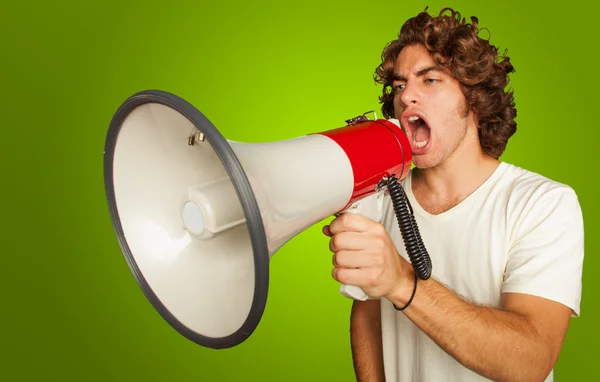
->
[379, 162, 584, 382]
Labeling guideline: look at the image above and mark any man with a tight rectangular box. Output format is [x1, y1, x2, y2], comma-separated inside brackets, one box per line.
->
[323, 7, 584, 382]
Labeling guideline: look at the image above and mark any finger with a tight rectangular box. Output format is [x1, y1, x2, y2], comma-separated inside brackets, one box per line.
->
[322, 225, 332, 237]
[333, 250, 376, 269]
[332, 267, 373, 286]
[329, 212, 378, 235]
[329, 232, 371, 252]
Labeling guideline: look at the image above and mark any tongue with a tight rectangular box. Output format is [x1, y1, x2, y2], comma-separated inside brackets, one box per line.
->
[415, 124, 431, 142]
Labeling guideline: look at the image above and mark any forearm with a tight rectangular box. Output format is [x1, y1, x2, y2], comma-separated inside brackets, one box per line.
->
[350, 299, 385, 382]
[391, 278, 554, 381]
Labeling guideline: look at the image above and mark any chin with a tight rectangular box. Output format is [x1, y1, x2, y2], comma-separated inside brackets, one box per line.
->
[412, 154, 440, 169]
[412, 161, 430, 170]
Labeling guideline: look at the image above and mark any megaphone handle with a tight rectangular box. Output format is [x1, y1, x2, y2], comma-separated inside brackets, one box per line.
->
[340, 284, 370, 301]
[337, 192, 385, 301]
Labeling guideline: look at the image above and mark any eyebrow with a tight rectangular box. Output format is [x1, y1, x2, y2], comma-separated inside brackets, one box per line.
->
[392, 65, 442, 82]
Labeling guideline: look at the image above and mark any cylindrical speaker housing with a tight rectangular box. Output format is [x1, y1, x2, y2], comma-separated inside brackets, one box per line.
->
[318, 119, 412, 209]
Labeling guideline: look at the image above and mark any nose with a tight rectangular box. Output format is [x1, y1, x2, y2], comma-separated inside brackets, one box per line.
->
[399, 81, 419, 107]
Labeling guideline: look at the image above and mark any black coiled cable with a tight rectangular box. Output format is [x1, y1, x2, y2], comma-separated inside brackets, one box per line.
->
[387, 174, 432, 280]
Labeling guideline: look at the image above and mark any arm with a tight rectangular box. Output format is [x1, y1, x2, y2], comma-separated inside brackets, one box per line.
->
[326, 211, 579, 382]
[350, 299, 385, 382]
[387, 266, 572, 381]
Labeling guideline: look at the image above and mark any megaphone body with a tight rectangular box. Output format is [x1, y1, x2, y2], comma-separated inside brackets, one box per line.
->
[104, 90, 429, 349]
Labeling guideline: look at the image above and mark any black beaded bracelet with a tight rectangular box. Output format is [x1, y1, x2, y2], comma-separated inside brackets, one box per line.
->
[394, 273, 418, 311]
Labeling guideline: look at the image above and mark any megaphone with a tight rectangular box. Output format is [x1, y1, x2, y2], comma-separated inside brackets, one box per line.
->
[104, 90, 431, 350]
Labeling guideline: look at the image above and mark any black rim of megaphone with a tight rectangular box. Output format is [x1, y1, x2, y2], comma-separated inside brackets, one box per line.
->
[103, 89, 269, 349]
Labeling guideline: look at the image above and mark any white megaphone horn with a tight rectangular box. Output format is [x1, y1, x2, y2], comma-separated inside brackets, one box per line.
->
[104, 90, 431, 350]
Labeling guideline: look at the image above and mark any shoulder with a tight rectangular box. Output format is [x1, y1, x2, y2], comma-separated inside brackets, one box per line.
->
[495, 162, 579, 207]
[497, 162, 572, 194]
[497, 162, 583, 238]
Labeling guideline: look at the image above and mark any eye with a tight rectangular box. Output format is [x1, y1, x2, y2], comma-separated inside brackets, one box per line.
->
[425, 78, 438, 84]
[393, 84, 406, 92]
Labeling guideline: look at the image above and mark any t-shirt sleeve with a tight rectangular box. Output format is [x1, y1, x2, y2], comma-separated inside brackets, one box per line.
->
[502, 185, 585, 316]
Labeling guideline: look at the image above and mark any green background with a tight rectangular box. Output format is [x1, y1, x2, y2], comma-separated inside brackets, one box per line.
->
[2, 0, 598, 380]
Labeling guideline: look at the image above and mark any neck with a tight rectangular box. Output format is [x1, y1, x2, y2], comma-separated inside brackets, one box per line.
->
[411, 131, 500, 213]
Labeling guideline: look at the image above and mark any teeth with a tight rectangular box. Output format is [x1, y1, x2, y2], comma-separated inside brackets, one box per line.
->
[414, 139, 428, 148]
[407, 115, 428, 149]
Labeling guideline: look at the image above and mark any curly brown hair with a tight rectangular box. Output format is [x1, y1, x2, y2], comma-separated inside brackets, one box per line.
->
[374, 7, 517, 159]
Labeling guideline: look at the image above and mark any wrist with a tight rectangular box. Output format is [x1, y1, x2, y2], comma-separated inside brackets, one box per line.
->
[387, 265, 417, 308]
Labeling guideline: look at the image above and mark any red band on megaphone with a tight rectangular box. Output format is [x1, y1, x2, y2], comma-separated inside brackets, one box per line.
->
[318, 119, 412, 208]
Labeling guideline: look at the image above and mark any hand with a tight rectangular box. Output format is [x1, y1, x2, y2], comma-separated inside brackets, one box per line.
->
[323, 213, 413, 299]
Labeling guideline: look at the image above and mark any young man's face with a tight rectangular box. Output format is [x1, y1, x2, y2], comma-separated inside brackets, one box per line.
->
[392, 44, 477, 169]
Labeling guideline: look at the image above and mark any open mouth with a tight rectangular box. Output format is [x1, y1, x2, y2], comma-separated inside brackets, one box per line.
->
[405, 114, 431, 149]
